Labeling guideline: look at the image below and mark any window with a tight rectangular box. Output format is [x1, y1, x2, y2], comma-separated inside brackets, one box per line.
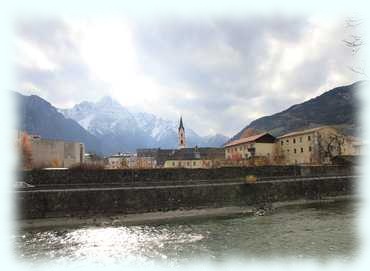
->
[180, 140, 183, 144]
[308, 135, 311, 141]
[240, 147, 242, 151]
[299, 137, 302, 143]
[172, 162, 175, 166]
[293, 138, 296, 144]
[309, 146, 312, 152]
[286, 139, 289, 143]
[187, 161, 190, 166]
[294, 148, 297, 153]
[300, 147, 303, 153]
[193, 161, 196, 166]
[281, 141, 283, 145]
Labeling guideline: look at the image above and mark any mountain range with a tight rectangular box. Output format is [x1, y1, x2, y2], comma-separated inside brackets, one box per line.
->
[16, 81, 362, 155]
[16, 92, 102, 153]
[230, 81, 362, 142]
[16, 93, 228, 155]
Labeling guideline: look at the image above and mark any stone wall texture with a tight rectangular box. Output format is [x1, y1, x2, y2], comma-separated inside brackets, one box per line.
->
[17, 177, 355, 219]
[16, 165, 356, 220]
[20, 165, 353, 186]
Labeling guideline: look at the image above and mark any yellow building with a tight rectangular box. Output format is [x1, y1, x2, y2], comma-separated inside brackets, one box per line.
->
[276, 126, 358, 165]
[164, 159, 214, 169]
[224, 133, 276, 161]
[163, 147, 224, 169]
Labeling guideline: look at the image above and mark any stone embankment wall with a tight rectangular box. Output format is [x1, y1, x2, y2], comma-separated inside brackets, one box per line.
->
[20, 165, 353, 186]
[16, 165, 355, 220]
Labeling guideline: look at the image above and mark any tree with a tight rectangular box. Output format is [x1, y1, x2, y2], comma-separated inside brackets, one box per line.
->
[317, 133, 345, 164]
[20, 133, 32, 169]
[343, 17, 367, 77]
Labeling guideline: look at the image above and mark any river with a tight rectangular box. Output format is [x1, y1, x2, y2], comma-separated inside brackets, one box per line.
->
[14, 200, 358, 265]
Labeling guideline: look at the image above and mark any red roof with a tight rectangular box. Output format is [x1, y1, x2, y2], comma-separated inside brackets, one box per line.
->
[224, 133, 271, 147]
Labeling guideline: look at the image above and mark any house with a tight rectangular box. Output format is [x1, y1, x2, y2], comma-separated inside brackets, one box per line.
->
[276, 126, 358, 165]
[224, 133, 276, 161]
[106, 152, 132, 169]
[136, 148, 173, 168]
[163, 147, 225, 168]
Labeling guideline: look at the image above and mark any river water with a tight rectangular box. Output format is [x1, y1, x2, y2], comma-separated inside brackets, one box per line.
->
[14, 201, 358, 265]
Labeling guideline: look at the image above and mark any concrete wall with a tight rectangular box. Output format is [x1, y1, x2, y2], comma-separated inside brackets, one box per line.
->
[31, 139, 65, 168]
[30, 138, 84, 168]
[16, 176, 355, 219]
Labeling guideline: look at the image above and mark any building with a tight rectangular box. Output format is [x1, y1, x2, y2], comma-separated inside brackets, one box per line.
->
[106, 152, 132, 169]
[107, 151, 157, 169]
[276, 126, 358, 165]
[18, 131, 85, 168]
[136, 148, 173, 168]
[163, 117, 225, 168]
[224, 133, 276, 161]
[163, 147, 225, 168]
[178, 116, 186, 149]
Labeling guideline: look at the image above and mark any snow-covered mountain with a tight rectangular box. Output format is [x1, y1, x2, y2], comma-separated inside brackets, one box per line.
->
[60, 96, 228, 154]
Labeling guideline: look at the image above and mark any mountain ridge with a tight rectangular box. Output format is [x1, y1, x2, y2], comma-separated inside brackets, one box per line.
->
[16, 92, 228, 155]
[61, 96, 229, 153]
[229, 81, 363, 143]
[15, 92, 102, 154]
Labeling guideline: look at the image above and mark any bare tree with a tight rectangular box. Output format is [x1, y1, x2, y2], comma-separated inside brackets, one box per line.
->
[343, 17, 367, 76]
[20, 133, 32, 169]
[317, 133, 345, 164]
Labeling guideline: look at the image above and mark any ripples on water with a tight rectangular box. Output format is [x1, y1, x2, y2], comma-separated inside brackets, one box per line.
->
[14, 201, 358, 265]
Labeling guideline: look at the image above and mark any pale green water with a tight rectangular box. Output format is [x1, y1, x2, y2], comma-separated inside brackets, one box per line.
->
[14, 201, 358, 265]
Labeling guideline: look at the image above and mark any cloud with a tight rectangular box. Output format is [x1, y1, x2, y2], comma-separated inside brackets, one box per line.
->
[15, 15, 357, 136]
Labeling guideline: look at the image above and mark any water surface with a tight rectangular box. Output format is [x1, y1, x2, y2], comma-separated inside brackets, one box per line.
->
[15, 201, 358, 265]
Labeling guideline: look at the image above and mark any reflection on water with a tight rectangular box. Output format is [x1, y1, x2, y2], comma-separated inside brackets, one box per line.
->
[15, 201, 358, 264]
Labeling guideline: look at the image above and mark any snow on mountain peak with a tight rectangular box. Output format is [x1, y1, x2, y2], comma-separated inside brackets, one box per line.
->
[60, 98, 229, 152]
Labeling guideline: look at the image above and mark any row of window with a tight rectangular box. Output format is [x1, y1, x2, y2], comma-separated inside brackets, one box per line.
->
[172, 161, 198, 167]
[280, 135, 311, 145]
[283, 146, 312, 154]
[226, 145, 253, 153]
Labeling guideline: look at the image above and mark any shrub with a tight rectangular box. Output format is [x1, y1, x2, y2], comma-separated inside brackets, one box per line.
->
[69, 163, 105, 171]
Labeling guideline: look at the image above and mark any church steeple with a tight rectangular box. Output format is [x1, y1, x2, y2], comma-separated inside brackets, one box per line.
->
[178, 116, 186, 149]
[178, 116, 185, 131]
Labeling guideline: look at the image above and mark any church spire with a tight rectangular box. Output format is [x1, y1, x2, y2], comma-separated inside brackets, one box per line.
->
[178, 116, 185, 131]
[178, 116, 186, 149]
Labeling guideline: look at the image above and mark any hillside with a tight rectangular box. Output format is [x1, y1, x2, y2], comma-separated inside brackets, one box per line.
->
[230, 81, 363, 141]
[15, 92, 102, 154]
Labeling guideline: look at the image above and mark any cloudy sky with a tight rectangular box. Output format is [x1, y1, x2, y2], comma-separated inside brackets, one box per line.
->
[15, 15, 357, 137]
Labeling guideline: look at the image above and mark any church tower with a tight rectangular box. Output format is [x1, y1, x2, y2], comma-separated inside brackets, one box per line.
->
[178, 116, 186, 149]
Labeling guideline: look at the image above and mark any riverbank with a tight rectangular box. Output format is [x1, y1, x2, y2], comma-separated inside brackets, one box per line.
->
[18, 195, 355, 230]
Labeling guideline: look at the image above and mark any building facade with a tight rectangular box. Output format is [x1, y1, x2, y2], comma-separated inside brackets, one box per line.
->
[163, 147, 225, 169]
[106, 153, 131, 169]
[18, 131, 85, 168]
[276, 126, 358, 165]
[224, 133, 276, 161]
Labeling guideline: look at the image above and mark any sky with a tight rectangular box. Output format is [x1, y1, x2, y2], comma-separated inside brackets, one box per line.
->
[15, 15, 358, 137]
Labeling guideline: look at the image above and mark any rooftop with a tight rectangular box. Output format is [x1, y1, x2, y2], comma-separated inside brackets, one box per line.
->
[224, 133, 275, 147]
[277, 126, 338, 139]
